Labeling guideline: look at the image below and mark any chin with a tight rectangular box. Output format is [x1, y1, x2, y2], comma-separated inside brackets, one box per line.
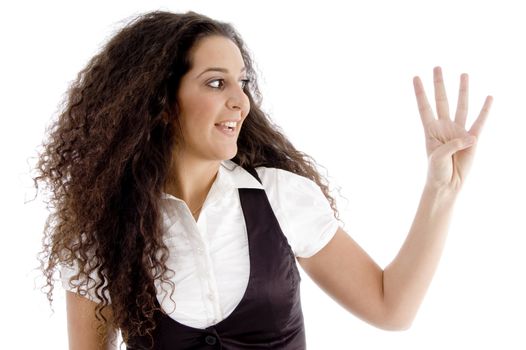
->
[224, 150, 238, 160]
[214, 146, 238, 161]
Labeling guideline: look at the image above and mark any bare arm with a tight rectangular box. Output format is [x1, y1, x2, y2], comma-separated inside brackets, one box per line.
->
[382, 185, 457, 328]
[297, 185, 457, 330]
[298, 67, 492, 330]
[66, 290, 117, 350]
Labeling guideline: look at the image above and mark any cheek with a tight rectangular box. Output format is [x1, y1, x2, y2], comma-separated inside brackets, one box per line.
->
[197, 98, 221, 122]
[181, 95, 220, 130]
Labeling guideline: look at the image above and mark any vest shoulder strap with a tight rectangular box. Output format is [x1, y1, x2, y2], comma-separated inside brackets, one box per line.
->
[242, 165, 262, 185]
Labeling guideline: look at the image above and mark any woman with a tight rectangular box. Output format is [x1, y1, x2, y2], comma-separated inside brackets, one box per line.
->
[33, 10, 493, 350]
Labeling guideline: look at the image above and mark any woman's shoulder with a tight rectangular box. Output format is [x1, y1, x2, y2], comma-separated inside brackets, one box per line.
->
[253, 164, 315, 189]
[222, 159, 316, 190]
[247, 163, 339, 259]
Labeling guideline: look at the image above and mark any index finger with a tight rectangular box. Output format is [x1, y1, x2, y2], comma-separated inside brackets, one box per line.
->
[468, 95, 493, 137]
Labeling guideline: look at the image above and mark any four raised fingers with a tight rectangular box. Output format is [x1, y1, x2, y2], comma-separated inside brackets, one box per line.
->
[414, 67, 492, 137]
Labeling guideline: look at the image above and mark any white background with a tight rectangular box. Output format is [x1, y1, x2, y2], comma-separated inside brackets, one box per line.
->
[2, 0, 525, 349]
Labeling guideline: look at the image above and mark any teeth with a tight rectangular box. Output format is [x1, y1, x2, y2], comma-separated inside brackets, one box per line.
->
[217, 121, 237, 128]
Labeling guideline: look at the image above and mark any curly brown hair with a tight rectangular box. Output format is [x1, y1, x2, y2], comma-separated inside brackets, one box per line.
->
[32, 10, 340, 349]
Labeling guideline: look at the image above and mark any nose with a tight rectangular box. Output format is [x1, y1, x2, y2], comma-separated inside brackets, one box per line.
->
[226, 86, 250, 116]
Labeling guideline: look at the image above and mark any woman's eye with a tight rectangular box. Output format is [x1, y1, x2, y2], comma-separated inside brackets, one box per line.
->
[207, 78, 250, 90]
[208, 79, 224, 89]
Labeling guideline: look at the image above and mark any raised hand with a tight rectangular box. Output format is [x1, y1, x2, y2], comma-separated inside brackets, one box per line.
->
[413, 66, 493, 192]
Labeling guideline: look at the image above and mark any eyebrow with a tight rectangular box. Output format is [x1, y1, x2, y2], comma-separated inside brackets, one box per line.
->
[196, 66, 247, 78]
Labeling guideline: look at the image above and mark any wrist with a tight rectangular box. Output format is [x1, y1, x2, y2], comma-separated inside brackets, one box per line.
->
[423, 182, 459, 202]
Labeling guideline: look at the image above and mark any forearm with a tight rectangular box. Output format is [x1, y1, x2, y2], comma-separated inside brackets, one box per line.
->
[382, 184, 459, 329]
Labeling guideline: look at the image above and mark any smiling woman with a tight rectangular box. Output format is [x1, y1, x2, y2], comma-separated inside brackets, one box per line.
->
[162, 35, 253, 220]
[32, 8, 493, 350]
[32, 10, 340, 350]
[169, 35, 250, 168]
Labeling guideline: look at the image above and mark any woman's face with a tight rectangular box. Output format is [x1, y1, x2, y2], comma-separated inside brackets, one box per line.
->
[175, 35, 250, 163]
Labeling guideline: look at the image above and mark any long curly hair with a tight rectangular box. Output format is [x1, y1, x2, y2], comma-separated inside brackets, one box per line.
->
[33, 10, 340, 348]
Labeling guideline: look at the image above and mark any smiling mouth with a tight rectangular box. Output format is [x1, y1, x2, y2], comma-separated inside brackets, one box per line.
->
[216, 124, 235, 131]
[214, 120, 239, 132]
[215, 121, 238, 129]
[214, 123, 237, 136]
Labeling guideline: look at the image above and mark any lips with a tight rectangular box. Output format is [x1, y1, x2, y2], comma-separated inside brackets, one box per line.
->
[214, 123, 236, 136]
[214, 121, 236, 130]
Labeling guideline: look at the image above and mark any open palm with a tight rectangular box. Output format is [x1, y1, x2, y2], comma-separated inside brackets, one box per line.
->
[413, 67, 493, 191]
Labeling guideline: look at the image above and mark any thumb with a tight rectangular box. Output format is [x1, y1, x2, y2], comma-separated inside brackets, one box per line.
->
[432, 136, 476, 160]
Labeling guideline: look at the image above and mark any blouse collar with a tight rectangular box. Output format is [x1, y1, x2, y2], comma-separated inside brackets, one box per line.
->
[160, 159, 263, 203]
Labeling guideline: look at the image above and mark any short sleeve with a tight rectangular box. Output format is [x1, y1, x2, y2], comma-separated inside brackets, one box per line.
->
[256, 167, 340, 258]
[59, 259, 110, 303]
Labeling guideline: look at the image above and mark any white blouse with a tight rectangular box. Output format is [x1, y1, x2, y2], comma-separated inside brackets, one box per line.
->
[60, 159, 340, 329]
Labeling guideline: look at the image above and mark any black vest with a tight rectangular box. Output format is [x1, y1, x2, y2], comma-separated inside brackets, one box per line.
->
[127, 166, 306, 349]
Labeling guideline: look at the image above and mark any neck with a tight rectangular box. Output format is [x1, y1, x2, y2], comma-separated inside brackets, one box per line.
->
[164, 153, 221, 212]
